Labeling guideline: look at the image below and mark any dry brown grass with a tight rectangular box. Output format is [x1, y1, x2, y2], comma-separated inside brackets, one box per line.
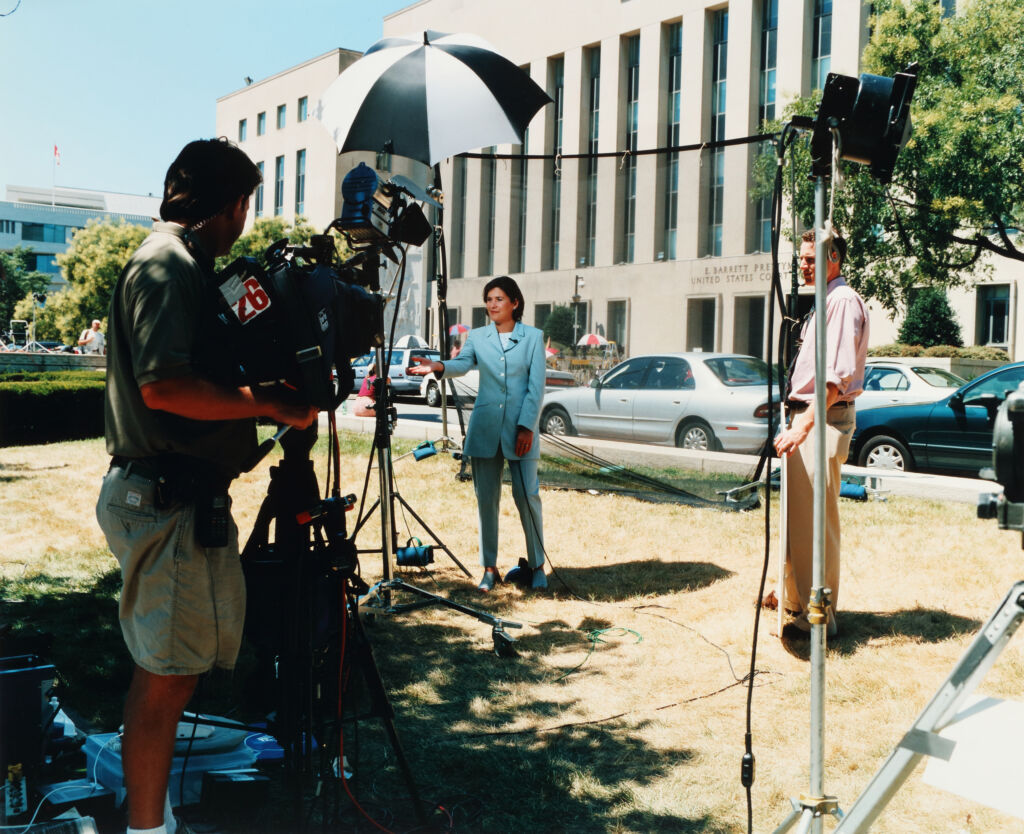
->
[2, 434, 1023, 833]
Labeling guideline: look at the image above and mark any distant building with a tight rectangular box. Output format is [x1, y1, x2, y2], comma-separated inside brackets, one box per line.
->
[380, 0, 1024, 359]
[216, 48, 367, 232]
[212, 1, 1024, 359]
[0, 185, 159, 292]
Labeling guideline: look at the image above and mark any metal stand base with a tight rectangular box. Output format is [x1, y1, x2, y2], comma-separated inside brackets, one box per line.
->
[356, 487, 472, 578]
[361, 577, 523, 657]
[774, 795, 843, 834]
[830, 580, 1024, 833]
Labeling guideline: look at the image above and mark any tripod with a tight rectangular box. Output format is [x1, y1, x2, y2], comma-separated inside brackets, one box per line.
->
[241, 421, 426, 826]
[351, 350, 523, 657]
[776, 580, 1024, 832]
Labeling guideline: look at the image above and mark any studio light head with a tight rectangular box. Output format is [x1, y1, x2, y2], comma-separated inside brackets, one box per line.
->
[809, 63, 919, 183]
[336, 162, 432, 248]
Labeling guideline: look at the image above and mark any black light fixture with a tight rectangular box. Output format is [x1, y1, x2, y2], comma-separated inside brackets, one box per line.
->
[809, 63, 919, 183]
[337, 162, 432, 248]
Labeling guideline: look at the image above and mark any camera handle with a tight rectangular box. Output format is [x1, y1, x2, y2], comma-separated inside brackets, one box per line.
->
[240, 424, 292, 473]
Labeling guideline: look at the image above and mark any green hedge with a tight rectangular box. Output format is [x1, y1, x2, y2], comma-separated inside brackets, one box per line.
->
[867, 343, 1011, 361]
[0, 371, 106, 446]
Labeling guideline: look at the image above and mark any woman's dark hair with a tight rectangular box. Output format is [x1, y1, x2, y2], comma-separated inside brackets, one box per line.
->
[483, 275, 525, 321]
[160, 138, 262, 226]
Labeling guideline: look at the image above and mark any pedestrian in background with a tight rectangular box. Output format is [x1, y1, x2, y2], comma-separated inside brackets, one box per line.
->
[78, 319, 105, 354]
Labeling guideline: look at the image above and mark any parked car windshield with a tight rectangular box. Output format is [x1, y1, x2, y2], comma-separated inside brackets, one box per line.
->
[703, 356, 773, 387]
[912, 366, 965, 388]
[352, 353, 373, 367]
[963, 365, 1024, 402]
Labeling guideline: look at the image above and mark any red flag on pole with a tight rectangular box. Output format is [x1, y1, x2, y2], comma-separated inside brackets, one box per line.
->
[53, 144, 60, 165]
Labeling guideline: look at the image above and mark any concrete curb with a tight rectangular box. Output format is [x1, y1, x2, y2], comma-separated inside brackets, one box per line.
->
[321, 411, 1000, 505]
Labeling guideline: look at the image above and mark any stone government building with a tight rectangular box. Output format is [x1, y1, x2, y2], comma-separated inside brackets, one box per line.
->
[215, 0, 1024, 361]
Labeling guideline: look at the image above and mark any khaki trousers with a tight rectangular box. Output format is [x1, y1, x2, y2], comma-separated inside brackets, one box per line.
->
[783, 404, 856, 615]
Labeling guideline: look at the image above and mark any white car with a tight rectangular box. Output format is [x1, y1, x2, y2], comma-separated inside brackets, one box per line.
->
[420, 368, 577, 407]
[857, 361, 966, 410]
[351, 347, 441, 395]
[539, 352, 779, 452]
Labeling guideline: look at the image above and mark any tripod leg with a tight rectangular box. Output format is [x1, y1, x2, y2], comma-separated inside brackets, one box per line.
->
[835, 581, 1024, 833]
[393, 491, 473, 577]
[344, 599, 427, 826]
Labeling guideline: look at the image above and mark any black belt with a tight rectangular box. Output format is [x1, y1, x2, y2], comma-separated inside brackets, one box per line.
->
[110, 455, 166, 482]
[786, 400, 853, 412]
[109, 455, 229, 489]
[110, 455, 232, 545]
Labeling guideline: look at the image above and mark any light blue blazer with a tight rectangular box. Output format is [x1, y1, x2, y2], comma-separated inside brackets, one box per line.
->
[441, 321, 546, 460]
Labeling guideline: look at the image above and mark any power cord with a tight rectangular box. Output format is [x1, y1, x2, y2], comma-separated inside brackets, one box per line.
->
[553, 627, 642, 682]
[0, 731, 122, 834]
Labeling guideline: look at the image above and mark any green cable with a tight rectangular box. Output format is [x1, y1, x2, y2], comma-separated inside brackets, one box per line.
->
[555, 627, 643, 682]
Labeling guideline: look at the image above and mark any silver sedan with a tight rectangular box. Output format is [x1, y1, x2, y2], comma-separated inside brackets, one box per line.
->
[539, 352, 779, 453]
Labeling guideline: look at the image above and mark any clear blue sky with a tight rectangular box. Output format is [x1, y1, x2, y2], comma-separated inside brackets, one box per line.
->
[0, 0, 413, 198]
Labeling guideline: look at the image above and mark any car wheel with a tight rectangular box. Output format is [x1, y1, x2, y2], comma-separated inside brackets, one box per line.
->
[425, 381, 441, 408]
[676, 419, 717, 451]
[542, 407, 575, 436]
[858, 435, 912, 471]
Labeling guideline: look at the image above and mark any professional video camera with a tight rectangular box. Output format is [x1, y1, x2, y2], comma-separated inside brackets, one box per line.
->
[206, 162, 436, 412]
[978, 383, 1024, 540]
[209, 234, 382, 411]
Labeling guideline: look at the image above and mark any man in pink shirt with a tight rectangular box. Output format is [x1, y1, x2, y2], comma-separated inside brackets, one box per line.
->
[774, 229, 869, 636]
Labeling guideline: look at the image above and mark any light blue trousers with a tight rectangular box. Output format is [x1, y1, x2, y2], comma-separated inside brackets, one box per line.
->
[471, 452, 544, 569]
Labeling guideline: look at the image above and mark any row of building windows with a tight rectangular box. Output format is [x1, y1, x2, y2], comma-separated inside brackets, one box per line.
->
[252, 149, 307, 219]
[449, 1, 831, 277]
[238, 95, 309, 142]
[19, 222, 82, 244]
[449, 279, 1009, 356]
[449, 298, 630, 348]
[0, 219, 16, 235]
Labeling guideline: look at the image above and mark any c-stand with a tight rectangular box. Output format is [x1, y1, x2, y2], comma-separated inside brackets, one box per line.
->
[348, 245, 522, 657]
[352, 348, 472, 585]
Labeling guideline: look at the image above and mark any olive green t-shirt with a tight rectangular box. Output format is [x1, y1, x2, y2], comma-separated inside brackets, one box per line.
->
[104, 222, 256, 477]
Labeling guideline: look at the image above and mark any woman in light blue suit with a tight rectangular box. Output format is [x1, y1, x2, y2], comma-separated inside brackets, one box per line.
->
[410, 276, 547, 591]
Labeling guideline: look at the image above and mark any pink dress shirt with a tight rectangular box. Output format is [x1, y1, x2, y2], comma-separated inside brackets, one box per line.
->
[788, 276, 869, 405]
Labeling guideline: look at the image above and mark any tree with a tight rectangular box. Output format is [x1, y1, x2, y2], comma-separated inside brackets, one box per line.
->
[0, 247, 49, 333]
[898, 287, 963, 346]
[543, 304, 575, 348]
[10, 219, 148, 343]
[756, 0, 1024, 314]
[216, 216, 320, 270]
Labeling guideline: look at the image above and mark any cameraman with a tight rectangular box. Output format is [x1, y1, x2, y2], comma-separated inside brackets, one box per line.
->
[96, 139, 317, 834]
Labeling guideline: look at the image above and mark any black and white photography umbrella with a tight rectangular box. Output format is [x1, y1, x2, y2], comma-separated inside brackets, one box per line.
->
[318, 30, 551, 166]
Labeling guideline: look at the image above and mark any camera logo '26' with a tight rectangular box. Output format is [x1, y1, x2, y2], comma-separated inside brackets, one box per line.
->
[219, 274, 272, 325]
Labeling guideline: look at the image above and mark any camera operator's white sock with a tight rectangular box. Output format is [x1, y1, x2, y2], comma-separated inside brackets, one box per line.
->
[127, 827, 166, 834]
[165, 795, 178, 831]
[165, 789, 178, 834]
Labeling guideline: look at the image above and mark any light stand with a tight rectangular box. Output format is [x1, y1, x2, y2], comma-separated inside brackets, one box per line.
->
[773, 64, 917, 834]
[428, 162, 472, 481]
[24, 295, 49, 353]
[347, 249, 471, 590]
[345, 223, 523, 657]
[572, 274, 585, 346]
[774, 170, 839, 834]
[352, 359, 524, 657]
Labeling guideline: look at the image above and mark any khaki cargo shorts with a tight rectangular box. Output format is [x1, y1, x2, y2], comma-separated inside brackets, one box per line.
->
[96, 466, 245, 675]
